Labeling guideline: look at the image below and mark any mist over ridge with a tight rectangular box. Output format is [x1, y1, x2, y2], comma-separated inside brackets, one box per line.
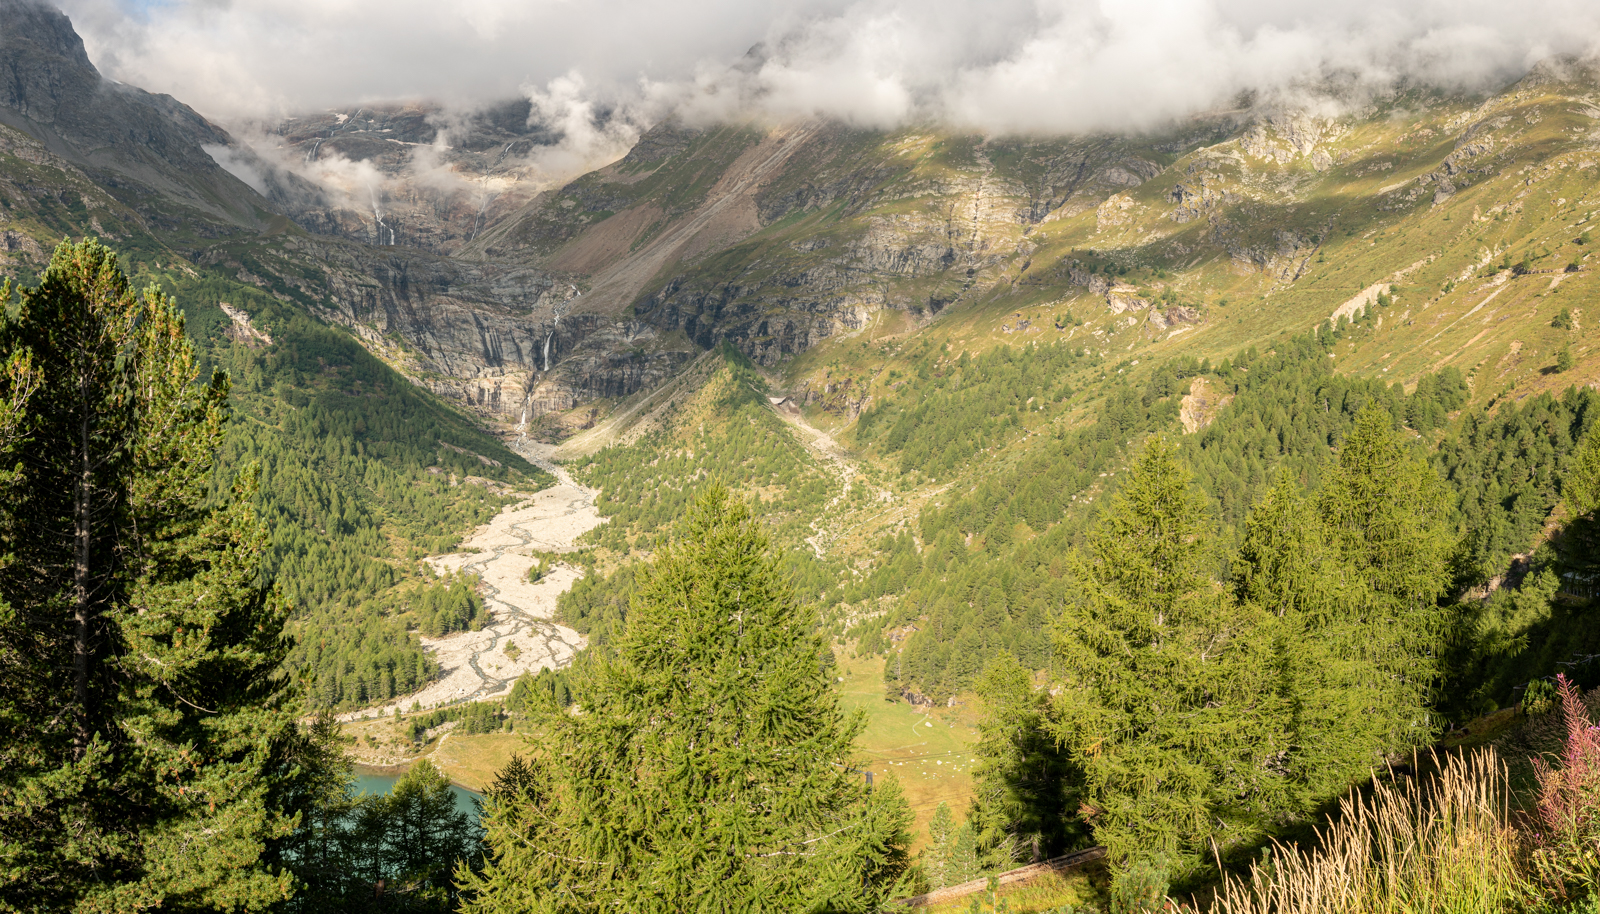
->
[54, 0, 1600, 138]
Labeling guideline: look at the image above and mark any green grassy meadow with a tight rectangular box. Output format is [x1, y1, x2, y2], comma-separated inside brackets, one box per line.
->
[835, 654, 982, 846]
[355, 653, 983, 845]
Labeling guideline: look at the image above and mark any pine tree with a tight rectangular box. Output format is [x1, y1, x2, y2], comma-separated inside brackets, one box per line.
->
[1049, 438, 1280, 877]
[462, 487, 912, 913]
[350, 760, 477, 912]
[1566, 421, 1600, 517]
[923, 802, 959, 889]
[0, 240, 298, 912]
[1232, 472, 1386, 811]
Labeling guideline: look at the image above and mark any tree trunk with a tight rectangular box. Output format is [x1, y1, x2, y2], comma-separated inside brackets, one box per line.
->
[72, 385, 92, 757]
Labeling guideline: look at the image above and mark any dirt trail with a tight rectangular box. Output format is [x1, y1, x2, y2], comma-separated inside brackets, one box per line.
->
[767, 399, 896, 556]
[340, 441, 604, 720]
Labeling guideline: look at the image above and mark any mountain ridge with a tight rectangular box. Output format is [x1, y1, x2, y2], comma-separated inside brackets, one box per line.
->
[5, 0, 1600, 709]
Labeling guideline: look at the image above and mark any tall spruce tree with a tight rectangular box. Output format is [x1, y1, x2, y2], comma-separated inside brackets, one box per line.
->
[0, 240, 298, 912]
[1049, 438, 1281, 878]
[461, 487, 912, 913]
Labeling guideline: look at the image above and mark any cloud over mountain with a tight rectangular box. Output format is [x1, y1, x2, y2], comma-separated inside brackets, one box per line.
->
[56, 0, 1600, 136]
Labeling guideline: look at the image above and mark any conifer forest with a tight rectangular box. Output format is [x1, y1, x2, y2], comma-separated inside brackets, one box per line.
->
[10, 2, 1600, 910]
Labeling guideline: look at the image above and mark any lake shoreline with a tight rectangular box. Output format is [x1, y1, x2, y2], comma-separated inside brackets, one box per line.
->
[352, 760, 486, 799]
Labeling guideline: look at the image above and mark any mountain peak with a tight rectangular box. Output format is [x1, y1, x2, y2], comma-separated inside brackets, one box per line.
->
[0, 0, 275, 230]
[0, 0, 99, 125]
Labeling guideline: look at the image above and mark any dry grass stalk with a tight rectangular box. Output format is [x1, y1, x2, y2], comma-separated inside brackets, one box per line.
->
[1206, 749, 1520, 914]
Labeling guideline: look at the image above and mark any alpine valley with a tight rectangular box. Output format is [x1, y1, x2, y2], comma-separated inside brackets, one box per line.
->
[9, 0, 1600, 909]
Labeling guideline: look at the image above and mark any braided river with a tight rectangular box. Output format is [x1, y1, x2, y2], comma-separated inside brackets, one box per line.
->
[338, 441, 604, 721]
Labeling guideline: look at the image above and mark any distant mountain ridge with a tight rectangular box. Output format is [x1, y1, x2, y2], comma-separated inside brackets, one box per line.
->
[0, 0, 266, 229]
[4, 1, 1600, 466]
[6, 0, 1597, 446]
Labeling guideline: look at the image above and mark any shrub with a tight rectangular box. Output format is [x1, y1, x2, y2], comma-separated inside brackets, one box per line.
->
[1528, 675, 1600, 899]
[1528, 678, 1561, 717]
[527, 554, 553, 583]
[1110, 857, 1172, 914]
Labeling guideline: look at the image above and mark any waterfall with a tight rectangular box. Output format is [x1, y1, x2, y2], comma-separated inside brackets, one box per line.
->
[543, 286, 581, 373]
[371, 192, 391, 246]
[467, 144, 516, 244]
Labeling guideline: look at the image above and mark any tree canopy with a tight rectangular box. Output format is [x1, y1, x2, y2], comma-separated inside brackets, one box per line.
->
[464, 487, 912, 913]
[0, 240, 299, 912]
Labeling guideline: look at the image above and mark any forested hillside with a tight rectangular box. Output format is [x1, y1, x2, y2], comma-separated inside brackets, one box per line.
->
[551, 345, 842, 655]
[0, 8, 560, 717]
[136, 269, 552, 709]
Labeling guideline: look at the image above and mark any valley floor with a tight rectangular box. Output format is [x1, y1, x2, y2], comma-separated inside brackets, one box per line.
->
[341, 653, 987, 840]
[834, 655, 981, 848]
[339, 441, 603, 726]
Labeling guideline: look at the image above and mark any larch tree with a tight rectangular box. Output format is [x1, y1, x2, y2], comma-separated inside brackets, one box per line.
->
[1049, 437, 1281, 879]
[0, 240, 299, 913]
[349, 760, 477, 912]
[965, 651, 1086, 870]
[462, 487, 912, 913]
[1232, 471, 1381, 812]
[1565, 419, 1600, 517]
[1315, 403, 1452, 753]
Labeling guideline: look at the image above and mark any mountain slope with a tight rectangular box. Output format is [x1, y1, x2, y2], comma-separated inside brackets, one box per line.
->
[0, 2, 561, 711]
[227, 71, 1600, 444]
[8, 0, 1600, 721]
[0, 0, 271, 234]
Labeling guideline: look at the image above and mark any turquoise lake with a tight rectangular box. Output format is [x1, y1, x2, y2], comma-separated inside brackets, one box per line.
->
[352, 771, 483, 823]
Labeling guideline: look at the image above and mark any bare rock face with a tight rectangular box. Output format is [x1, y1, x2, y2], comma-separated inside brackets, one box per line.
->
[611, 130, 1175, 365]
[1179, 376, 1233, 433]
[204, 228, 694, 423]
[414, 317, 694, 423]
[250, 102, 565, 255]
[0, 0, 263, 229]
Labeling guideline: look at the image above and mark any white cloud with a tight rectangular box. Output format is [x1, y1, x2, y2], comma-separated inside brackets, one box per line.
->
[55, 0, 1600, 136]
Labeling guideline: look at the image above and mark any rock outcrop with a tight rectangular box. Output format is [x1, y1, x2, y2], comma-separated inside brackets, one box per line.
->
[0, 0, 265, 230]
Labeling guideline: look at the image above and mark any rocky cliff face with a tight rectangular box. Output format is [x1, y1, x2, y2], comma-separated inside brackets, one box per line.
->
[195, 230, 695, 424]
[0, 3, 677, 427]
[244, 101, 568, 255]
[515, 127, 1210, 366]
[175, 81, 1600, 425]
[6, 3, 1598, 436]
[0, 0, 264, 231]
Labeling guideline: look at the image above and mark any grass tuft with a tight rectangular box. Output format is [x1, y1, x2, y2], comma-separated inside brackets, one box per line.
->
[1204, 750, 1520, 914]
